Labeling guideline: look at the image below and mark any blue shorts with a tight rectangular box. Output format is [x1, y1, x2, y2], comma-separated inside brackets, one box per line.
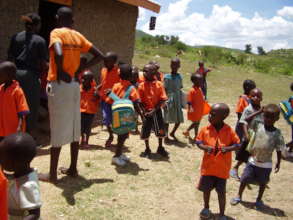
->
[101, 101, 112, 126]
[240, 163, 272, 185]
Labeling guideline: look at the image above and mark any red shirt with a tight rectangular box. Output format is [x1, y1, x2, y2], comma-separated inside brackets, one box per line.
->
[0, 81, 29, 137]
[99, 66, 120, 101]
[196, 124, 240, 179]
[80, 85, 99, 114]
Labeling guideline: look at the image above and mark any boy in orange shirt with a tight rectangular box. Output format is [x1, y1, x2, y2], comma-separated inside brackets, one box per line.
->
[80, 71, 99, 148]
[183, 73, 209, 141]
[99, 52, 120, 147]
[0, 61, 29, 141]
[138, 64, 169, 158]
[105, 64, 142, 166]
[196, 103, 240, 220]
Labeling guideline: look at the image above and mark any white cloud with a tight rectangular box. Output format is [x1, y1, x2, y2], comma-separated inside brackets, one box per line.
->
[140, 1, 293, 51]
[138, 8, 147, 22]
[277, 6, 293, 19]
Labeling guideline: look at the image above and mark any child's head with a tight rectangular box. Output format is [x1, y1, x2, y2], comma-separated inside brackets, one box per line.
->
[21, 13, 41, 33]
[249, 88, 263, 106]
[143, 64, 156, 81]
[119, 64, 132, 81]
[0, 61, 16, 85]
[82, 71, 94, 89]
[243, 79, 256, 95]
[208, 103, 230, 126]
[104, 52, 118, 70]
[263, 104, 280, 127]
[198, 61, 204, 67]
[131, 66, 139, 84]
[149, 61, 160, 71]
[56, 7, 73, 27]
[0, 132, 36, 172]
[190, 73, 203, 87]
[170, 58, 180, 73]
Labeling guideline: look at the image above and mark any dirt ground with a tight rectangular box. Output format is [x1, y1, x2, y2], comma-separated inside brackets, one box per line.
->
[33, 64, 293, 220]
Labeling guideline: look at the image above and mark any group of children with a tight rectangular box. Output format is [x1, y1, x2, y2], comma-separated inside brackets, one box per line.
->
[0, 52, 292, 219]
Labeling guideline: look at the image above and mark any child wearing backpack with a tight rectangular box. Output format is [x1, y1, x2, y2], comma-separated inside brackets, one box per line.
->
[105, 64, 142, 166]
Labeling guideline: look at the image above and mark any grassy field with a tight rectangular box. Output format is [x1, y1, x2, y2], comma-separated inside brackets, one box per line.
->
[33, 54, 293, 220]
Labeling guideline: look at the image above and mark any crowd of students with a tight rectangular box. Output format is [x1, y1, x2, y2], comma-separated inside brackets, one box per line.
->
[0, 6, 293, 220]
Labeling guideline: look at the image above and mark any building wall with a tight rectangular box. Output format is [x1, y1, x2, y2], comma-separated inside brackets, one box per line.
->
[0, 0, 39, 61]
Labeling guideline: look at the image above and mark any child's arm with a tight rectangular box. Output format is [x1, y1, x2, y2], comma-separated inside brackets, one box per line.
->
[24, 208, 40, 220]
[237, 113, 242, 120]
[54, 43, 72, 83]
[241, 123, 249, 143]
[221, 144, 241, 153]
[17, 115, 25, 132]
[275, 151, 282, 173]
[245, 107, 263, 123]
[145, 100, 166, 117]
[134, 102, 144, 121]
[196, 142, 213, 154]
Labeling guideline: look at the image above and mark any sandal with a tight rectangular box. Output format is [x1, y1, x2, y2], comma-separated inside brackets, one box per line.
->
[59, 167, 78, 177]
[230, 197, 241, 206]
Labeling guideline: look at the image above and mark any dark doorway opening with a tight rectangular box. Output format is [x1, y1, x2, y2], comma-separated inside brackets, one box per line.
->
[38, 0, 65, 46]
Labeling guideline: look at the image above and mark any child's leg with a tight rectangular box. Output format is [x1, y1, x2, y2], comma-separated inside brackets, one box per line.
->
[115, 134, 128, 158]
[170, 123, 180, 139]
[218, 191, 226, 217]
[106, 126, 114, 147]
[164, 123, 170, 140]
[256, 184, 266, 202]
[140, 116, 152, 157]
[203, 190, 211, 210]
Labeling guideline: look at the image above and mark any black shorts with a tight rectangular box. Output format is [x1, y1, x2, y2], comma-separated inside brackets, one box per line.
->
[235, 142, 250, 163]
[240, 163, 272, 185]
[141, 109, 166, 140]
[198, 175, 226, 193]
[81, 113, 95, 135]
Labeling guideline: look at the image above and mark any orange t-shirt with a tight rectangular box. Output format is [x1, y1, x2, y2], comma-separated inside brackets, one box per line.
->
[0, 169, 8, 220]
[47, 27, 93, 81]
[99, 66, 120, 101]
[235, 95, 250, 113]
[80, 84, 99, 114]
[138, 80, 168, 111]
[106, 80, 140, 104]
[0, 81, 29, 137]
[187, 86, 206, 122]
[138, 72, 164, 83]
[196, 124, 240, 179]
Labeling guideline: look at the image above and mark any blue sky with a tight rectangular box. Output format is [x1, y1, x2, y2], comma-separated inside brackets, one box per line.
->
[138, 0, 293, 51]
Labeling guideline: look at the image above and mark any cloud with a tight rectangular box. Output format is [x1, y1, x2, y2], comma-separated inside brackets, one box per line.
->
[138, 8, 147, 22]
[277, 6, 293, 19]
[140, 1, 293, 51]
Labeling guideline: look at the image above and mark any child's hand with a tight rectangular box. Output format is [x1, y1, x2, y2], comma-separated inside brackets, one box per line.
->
[204, 146, 214, 154]
[242, 136, 249, 144]
[189, 106, 194, 112]
[145, 110, 155, 117]
[221, 147, 228, 153]
[275, 163, 280, 173]
[105, 89, 112, 96]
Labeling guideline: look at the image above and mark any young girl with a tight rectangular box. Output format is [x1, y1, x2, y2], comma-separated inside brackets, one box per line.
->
[164, 58, 184, 142]
[0, 132, 41, 219]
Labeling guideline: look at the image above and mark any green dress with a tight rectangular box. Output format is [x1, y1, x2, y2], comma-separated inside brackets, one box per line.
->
[163, 73, 184, 123]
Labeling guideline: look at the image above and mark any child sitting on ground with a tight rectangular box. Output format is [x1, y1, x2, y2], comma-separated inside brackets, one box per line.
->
[106, 64, 142, 166]
[0, 132, 41, 219]
[196, 103, 240, 220]
[138, 64, 169, 158]
[80, 71, 99, 148]
[183, 73, 210, 141]
[99, 52, 120, 147]
[230, 80, 256, 178]
[231, 104, 285, 209]
[0, 61, 29, 141]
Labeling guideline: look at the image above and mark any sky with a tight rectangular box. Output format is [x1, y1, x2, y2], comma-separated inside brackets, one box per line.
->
[137, 0, 293, 52]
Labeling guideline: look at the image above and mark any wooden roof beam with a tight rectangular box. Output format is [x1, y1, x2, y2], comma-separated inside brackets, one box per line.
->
[117, 0, 161, 13]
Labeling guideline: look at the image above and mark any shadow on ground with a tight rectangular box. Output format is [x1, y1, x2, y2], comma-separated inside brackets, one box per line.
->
[240, 201, 286, 217]
[114, 161, 149, 175]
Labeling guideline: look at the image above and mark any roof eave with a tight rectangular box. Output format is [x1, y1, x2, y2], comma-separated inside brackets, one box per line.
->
[117, 0, 161, 13]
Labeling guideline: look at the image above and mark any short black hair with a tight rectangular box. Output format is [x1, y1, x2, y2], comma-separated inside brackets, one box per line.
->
[171, 58, 180, 63]
[119, 64, 132, 80]
[1, 132, 36, 164]
[57, 7, 73, 22]
[0, 61, 16, 79]
[264, 104, 280, 116]
[243, 79, 256, 92]
[105, 52, 118, 63]
[21, 13, 41, 27]
[191, 73, 202, 81]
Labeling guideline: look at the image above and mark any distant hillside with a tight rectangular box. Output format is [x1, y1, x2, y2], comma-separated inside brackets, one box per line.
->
[135, 30, 152, 39]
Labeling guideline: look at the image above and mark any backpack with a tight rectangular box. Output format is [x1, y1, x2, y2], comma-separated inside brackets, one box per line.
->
[279, 96, 293, 125]
[109, 86, 137, 135]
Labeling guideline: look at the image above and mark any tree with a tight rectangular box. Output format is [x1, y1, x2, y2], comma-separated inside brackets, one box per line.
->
[245, 44, 252, 54]
[257, 46, 266, 55]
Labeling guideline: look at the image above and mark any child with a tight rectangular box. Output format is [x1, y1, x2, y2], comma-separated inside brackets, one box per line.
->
[0, 132, 41, 219]
[99, 52, 120, 147]
[231, 104, 285, 209]
[0, 168, 8, 220]
[131, 66, 141, 134]
[0, 61, 29, 141]
[196, 61, 211, 99]
[149, 60, 164, 82]
[196, 103, 240, 220]
[80, 71, 99, 148]
[183, 73, 208, 140]
[105, 64, 142, 166]
[138, 64, 169, 158]
[231, 88, 263, 179]
[230, 80, 256, 178]
[164, 58, 184, 142]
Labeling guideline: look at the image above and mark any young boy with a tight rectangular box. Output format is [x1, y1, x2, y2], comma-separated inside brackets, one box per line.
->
[149, 60, 164, 82]
[0, 61, 29, 141]
[138, 64, 169, 158]
[230, 80, 256, 178]
[99, 52, 120, 147]
[196, 103, 240, 220]
[80, 71, 99, 148]
[130, 66, 141, 134]
[196, 61, 211, 99]
[231, 104, 285, 209]
[231, 88, 263, 179]
[183, 73, 208, 140]
[105, 64, 142, 166]
[0, 132, 41, 219]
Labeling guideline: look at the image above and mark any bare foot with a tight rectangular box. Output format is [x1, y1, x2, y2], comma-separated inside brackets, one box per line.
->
[170, 132, 178, 141]
[38, 173, 58, 184]
[182, 131, 189, 138]
[59, 167, 78, 177]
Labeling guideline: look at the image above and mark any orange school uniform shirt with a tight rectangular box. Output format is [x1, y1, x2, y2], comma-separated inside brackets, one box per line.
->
[99, 66, 120, 101]
[187, 86, 206, 122]
[196, 124, 240, 179]
[0, 81, 29, 137]
[106, 80, 140, 104]
[47, 27, 93, 81]
[0, 169, 8, 220]
[80, 84, 99, 114]
[138, 72, 164, 83]
[138, 80, 168, 111]
[235, 94, 250, 113]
